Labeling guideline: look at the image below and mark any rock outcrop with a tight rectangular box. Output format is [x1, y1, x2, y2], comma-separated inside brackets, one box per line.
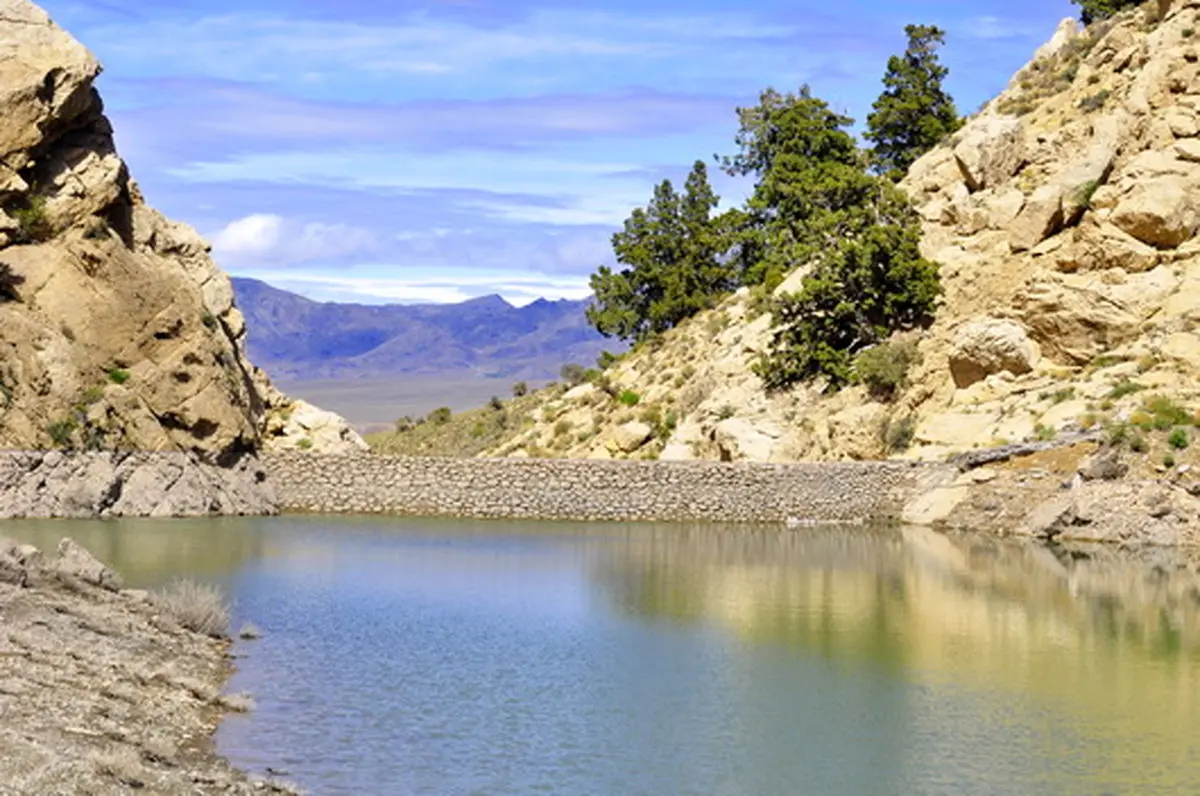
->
[0, 0, 364, 466]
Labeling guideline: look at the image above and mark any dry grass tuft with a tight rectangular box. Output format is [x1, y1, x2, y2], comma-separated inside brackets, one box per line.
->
[141, 736, 178, 765]
[153, 579, 230, 638]
[91, 746, 146, 787]
[238, 622, 263, 640]
[219, 692, 256, 713]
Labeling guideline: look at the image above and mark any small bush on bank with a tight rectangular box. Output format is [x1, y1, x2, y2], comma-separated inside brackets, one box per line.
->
[427, 406, 452, 425]
[107, 368, 130, 385]
[880, 414, 917, 453]
[618, 390, 640, 407]
[560, 363, 587, 387]
[1169, 428, 1190, 450]
[854, 339, 920, 401]
[10, 196, 56, 245]
[511, 381, 529, 397]
[153, 579, 230, 638]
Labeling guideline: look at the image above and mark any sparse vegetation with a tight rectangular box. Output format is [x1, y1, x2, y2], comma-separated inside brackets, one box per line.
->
[107, 368, 130, 385]
[880, 414, 917, 453]
[82, 386, 105, 405]
[90, 746, 145, 787]
[1142, 395, 1194, 430]
[238, 622, 263, 640]
[1075, 179, 1101, 211]
[297, 437, 314, 450]
[1164, 453, 1177, 468]
[717, 404, 736, 421]
[1169, 428, 1191, 450]
[560, 363, 587, 387]
[1108, 380, 1146, 399]
[1130, 434, 1149, 453]
[153, 579, 230, 638]
[10, 195, 56, 244]
[618, 390, 641, 407]
[854, 339, 921, 401]
[512, 381, 529, 397]
[427, 406, 452, 425]
[1040, 386, 1077, 405]
[1077, 89, 1111, 113]
[487, 395, 504, 411]
[1070, 0, 1143, 25]
[46, 416, 79, 448]
[1034, 424, 1058, 442]
[202, 312, 218, 330]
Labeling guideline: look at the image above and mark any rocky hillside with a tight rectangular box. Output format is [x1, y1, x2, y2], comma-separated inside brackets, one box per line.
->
[477, 0, 1200, 464]
[0, 0, 362, 457]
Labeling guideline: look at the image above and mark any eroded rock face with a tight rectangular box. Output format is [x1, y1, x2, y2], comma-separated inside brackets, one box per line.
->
[0, 0, 360, 460]
[953, 116, 1026, 192]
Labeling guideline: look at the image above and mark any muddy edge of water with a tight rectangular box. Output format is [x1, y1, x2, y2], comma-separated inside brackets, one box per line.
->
[0, 537, 296, 795]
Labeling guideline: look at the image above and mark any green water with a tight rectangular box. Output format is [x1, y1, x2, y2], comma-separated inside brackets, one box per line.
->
[4, 516, 1200, 795]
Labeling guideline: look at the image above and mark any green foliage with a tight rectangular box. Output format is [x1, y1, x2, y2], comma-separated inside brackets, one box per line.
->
[618, 390, 641, 407]
[107, 368, 130, 385]
[1169, 428, 1190, 450]
[865, 25, 962, 180]
[202, 313, 218, 330]
[10, 196, 55, 245]
[487, 395, 504, 411]
[511, 381, 529, 398]
[297, 437, 314, 450]
[880, 414, 917, 453]
[854, 339, 921, 401]
[596, 350, 622, 369]
[717, 404, 736, 421]
[82, 386, 105, 405]
[756, 196, 941, 390]
[587, 161, 734, 342]
[1070, 0, 1142, 25]
[560, 363, 587, 387]
[1108, 380, 1146, 399]
[1078, 89, 1111, 113]
[427, 406, 452, 425]
[46, 416, 78, 448]
[1034, 424, 1058, 442]
[1142, 395, 1193, 430]
[1075, 180, 1101, 211]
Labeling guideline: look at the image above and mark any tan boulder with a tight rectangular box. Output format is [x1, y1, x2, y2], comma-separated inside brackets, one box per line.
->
[261, 400, 368, 454]
[986, 188, 1026, 229]
[948, 318, 1040, 388]
[953, 116, 1025, 192]
[711, 417, 780, 461]
[1110, 177, 1198, 248]
[1008, 185, 1064, 252]
[1019, 279, 1140, 364]
[607, 421, 652, 454]
[1173, 138, 1200, 162]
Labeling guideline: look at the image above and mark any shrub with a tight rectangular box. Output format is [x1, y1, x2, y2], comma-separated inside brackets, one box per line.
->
[202, 312, 218, 330]
[560, 363, 587, 386]
[10, 195, 56, 244]
[1040, 386, 1076, 405]
[82, 386, 105, 405]
[153, 579, 230, 638]
[1105, 421, 1129, 446]
[427, 406, 452, 425]
[553, 419, 572, 437]
[1169, 428, 1190, 450]
[1184, 27, 1196, 38]
[1108, 380, 1146, 399]
[1070, 0, 1145, 25]
[1074, 180, 1100, 211]
[511, 381, 529, 398]
[487, 396, 504, 411]
[238, 622, 263, 640]
[618, 390, 640, 407]
[1130, 434, 1149, 453]
[46, 417, 78, 448]
[1034, 424, 1057, 441]
[717, 404, 736, 421]
[1143, 395, 1192, 430]
[107, 368, 130, 385]
[297, 437, 314, 450]
[880, 414, 917, 453]
[1165, 453, 1177, 468]
[394, 415, 416, 433]
[854, 339, 920, 400]
[1077, 89, 1111, 113]
[597, 350, 622, 369]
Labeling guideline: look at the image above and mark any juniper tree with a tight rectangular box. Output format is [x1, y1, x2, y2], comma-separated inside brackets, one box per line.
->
[865, 24, 961, 181]
[586, 160, 732, 342]
[1071, 0, 1142, 24]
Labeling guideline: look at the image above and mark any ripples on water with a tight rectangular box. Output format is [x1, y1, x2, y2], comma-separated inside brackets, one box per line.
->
[5, 517, 1200, 795]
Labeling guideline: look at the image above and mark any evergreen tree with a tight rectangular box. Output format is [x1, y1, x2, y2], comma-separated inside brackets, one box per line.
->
[720, 86, 875, 289]
[865, 24, 961, 181]
[1071, 0, 1141, 25]
[586, 161, 731, 342]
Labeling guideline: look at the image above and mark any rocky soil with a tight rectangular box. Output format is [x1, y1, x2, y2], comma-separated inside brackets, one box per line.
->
[0, 0, 364, 459]
[480, 0, 1200, 472]
[0, 537, 295, 794]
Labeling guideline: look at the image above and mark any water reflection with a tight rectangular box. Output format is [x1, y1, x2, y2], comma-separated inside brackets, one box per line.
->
[5, 516, 1200, 794]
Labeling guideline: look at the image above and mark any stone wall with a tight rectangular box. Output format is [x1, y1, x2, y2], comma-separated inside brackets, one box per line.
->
[266, 453, 945, 524]
[0, 450, 276, 519]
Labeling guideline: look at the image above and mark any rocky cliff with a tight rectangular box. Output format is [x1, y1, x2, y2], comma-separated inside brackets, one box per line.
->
[0, 0, 364, 459]
[484, 0, 1200, 468]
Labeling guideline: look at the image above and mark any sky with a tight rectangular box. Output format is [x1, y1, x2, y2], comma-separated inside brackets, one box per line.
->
[41, 0, 1077, 306]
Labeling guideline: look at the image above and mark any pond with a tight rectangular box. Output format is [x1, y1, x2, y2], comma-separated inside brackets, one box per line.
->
[4, 516, 1200, 795]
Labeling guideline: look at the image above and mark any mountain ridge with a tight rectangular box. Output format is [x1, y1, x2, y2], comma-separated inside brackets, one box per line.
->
[232, 277, 615, 381]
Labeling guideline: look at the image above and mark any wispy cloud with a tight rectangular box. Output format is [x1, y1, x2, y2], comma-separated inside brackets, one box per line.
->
[212, 213, 378, 266]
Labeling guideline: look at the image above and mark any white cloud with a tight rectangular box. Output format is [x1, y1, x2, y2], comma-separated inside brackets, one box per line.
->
[962, 16, 1039, 40]
[211, 213, 378, 266]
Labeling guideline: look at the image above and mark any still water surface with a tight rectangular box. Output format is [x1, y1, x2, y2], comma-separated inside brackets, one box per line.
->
[5, 516, 1200, 795]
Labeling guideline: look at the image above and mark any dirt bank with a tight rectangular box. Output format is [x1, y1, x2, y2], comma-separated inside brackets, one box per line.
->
[0, 538, 295, 794]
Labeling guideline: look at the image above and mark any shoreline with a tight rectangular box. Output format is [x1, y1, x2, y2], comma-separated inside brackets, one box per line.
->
[0, 537, 295, 795]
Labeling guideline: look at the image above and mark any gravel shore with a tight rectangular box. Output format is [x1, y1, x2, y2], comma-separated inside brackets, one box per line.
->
[0, 537, 296, 795]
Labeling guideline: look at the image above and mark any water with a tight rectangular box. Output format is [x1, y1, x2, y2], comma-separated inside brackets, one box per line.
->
[5, 516, 1200, 795]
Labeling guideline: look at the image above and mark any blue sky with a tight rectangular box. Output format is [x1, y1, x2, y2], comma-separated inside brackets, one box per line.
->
[42, 0, 1076, 305]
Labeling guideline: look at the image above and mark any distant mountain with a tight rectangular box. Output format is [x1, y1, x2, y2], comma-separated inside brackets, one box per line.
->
[232, 278, 617, 381]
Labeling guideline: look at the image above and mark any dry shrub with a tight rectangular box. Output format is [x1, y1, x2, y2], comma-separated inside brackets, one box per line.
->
[153, 579, 230, 638]
[238, 622, 263, 640]
[90, 746, 145, 787]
